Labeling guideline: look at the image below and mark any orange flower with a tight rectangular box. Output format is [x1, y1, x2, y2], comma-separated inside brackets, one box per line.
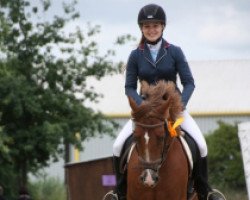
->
[167, 117, 184, 137]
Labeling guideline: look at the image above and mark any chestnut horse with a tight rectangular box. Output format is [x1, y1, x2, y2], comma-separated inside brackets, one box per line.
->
[127, 81, 197, 200]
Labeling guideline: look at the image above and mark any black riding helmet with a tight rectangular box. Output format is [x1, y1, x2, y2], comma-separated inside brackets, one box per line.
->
[138, 4, 166, 26]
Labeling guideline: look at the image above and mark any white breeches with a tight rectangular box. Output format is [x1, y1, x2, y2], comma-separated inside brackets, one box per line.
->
[181, 110, 207, 157]
[112, 110, 208, 158]
[113, 119, 133, 157]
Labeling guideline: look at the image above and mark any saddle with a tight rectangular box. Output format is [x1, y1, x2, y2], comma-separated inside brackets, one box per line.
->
[181, 130, 200, 199]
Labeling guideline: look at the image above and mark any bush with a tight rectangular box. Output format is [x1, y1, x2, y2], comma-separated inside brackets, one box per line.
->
[0, 164, 19, 199]
[206, 121, 246, 189]
[29, 177, 66, 200]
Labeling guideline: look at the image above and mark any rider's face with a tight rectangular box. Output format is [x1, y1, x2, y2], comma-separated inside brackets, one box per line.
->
[141, 22, 164, 42]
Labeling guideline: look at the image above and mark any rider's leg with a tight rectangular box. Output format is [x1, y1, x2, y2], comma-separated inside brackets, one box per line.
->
[181, 110, 207, 158]
[181, 110, 223, 200]
[113, 119, 133, 157]
[110, 119, 133, 199]
[112, 156, 127, 200]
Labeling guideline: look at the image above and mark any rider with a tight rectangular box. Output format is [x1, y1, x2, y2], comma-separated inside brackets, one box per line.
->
[109, 4, 224, 200]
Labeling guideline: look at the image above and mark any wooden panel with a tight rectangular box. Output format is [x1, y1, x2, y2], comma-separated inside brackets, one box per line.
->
[65, 157, 115, 200]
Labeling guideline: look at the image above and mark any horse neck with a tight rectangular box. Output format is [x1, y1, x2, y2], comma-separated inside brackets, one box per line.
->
[163, 135, 175, 157]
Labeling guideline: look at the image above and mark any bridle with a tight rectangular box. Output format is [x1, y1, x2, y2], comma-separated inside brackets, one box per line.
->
[132, 117, 175, 172]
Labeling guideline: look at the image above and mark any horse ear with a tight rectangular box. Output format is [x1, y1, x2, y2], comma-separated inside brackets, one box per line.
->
[128, 97, 138, 111]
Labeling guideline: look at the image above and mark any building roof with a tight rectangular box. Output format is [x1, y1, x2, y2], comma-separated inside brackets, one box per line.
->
[85, 60, 250, 116]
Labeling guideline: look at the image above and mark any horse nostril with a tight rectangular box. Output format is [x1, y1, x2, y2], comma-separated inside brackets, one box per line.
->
[151, 172, 159, 183]
[140, 175, 145, 182]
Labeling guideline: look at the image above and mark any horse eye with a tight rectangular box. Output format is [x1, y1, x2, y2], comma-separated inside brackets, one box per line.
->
[133, 136, 139, 143]
[141, 94, 148, 100]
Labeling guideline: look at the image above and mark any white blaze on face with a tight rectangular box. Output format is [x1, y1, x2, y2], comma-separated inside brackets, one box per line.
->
[144, 132, 150, 162]
[144, 132, 155, 186]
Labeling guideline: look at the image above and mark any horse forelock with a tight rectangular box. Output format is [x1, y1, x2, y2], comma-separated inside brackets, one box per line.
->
[133, 81, 183, 121]
[131, 102, 154, 121]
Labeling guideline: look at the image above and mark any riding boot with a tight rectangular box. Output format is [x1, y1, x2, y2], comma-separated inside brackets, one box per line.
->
[112, 156, 127, 200]
[194, 157, 224, 200]
[193, 156, 209, 200]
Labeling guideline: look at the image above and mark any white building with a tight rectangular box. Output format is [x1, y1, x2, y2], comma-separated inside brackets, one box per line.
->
[42, 59, 250, 180]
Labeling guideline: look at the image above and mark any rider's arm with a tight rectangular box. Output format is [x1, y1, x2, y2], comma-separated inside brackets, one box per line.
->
[125, 50, 143, 105]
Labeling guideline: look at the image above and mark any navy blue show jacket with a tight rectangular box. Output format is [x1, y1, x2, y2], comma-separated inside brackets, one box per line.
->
[125, 39, 195, 108]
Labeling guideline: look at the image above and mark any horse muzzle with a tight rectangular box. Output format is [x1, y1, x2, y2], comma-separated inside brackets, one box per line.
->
[140, 169, 159, 187]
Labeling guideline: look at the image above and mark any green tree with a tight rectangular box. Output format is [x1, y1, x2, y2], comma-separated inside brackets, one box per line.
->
[0, 0, 124, 196]
[206, 121, 246, 189]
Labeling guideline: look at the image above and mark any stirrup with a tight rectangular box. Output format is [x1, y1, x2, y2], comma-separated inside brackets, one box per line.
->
[207, 189, 227, 200]
[102, 190, 119, 200]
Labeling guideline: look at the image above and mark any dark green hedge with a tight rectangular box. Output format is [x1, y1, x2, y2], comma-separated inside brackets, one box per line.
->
[206, 121, 246, 189]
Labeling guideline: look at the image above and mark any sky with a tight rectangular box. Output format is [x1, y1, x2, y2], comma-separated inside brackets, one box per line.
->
[62, 0, 250, 62]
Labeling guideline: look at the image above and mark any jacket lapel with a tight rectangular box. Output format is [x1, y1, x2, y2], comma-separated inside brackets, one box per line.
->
[143, 45, 156, 67]
[140, 39, 170, 67]
[155, 47, 167, 65]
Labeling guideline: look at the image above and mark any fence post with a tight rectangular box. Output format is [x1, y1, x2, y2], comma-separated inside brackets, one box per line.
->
[238, 122, 250, 199]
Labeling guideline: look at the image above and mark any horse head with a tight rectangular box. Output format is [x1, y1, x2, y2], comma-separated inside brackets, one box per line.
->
[128, 81, 183, 187]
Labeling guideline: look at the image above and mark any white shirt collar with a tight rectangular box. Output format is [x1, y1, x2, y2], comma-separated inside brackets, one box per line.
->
[147, 39, 162, 51]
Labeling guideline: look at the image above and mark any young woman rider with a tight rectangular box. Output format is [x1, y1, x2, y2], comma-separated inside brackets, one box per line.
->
[108, 4, 224, 200]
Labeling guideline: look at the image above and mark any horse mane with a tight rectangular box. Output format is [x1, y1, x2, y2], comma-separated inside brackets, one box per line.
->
[132, 80, 183, 121]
